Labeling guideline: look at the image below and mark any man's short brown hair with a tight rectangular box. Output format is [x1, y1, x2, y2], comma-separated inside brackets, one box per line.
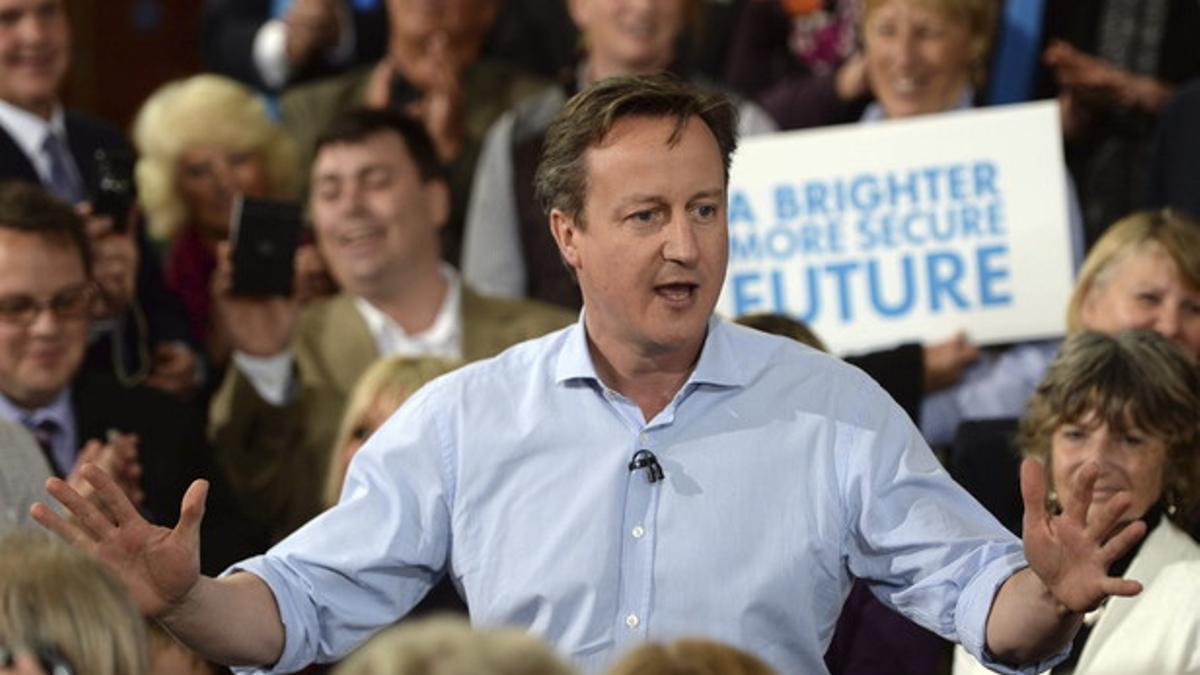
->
[534, 73, 739, 227]
[0, 181, 91, 276]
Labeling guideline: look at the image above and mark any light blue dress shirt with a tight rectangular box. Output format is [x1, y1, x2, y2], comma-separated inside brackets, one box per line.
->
[233, 317, 1062, 675]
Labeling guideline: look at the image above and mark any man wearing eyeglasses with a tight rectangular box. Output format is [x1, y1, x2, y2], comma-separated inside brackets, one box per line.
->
[0, 180, 265, 571]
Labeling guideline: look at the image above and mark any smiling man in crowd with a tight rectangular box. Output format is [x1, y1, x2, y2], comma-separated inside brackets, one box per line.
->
[208, 108, 571, 543]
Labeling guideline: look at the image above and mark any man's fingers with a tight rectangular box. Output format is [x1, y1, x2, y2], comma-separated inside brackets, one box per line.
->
[1019, 458, 1049, 526]
[1099, 576, 1142, 598]
[30, 500, 92, 548]
[1099, 519, 1146, 563]
[86, 463, 144, 525]
[175, 479, 209, 543]
[1064, 463, 1098, 525]
[44, 474, 116, 540]
[1085, 490, 1132, 540]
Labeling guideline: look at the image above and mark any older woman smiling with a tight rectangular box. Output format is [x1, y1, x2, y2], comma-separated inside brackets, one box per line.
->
[954, 329, 1200, 674]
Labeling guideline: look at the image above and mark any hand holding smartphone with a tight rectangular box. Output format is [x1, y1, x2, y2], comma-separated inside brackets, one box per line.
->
[230, 196, 303, 297]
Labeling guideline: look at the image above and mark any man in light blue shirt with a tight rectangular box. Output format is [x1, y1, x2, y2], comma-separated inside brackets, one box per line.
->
[35, 75, 1147, 675]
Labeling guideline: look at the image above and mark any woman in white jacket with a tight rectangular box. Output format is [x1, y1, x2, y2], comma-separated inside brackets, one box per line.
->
[954, 329, 1200, 675]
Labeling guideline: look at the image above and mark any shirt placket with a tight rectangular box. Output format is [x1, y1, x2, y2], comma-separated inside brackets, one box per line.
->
[601, 387, 681, 650]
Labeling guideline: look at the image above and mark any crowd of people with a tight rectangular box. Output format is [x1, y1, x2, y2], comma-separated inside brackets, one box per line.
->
[1, 0, 1199, 674]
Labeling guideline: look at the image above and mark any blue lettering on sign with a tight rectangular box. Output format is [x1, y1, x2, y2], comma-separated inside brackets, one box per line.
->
[867, 256, 916, 317]
[731, 246, 1011, 323]
[977, 244, 1012, 306]
[730, 190, 757, 225]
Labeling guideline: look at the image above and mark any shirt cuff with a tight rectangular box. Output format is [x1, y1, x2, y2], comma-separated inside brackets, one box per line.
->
[253, 19, 291, 90]
[956, 556, 1072, 675]
[225, 556, 309, 675]
[233, 349, 296, 407]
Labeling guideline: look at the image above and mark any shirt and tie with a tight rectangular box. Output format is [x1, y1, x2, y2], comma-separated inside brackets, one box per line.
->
[231, 317, 1065, 675]
[0, 99, 87, 204]
[0, 389, 78, 478]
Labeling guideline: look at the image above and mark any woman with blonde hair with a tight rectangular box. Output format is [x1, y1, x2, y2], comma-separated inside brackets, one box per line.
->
[323, 355, 458, 509]
[0, 532, 146, 675]
[954, 329, 1200, 674]
[927, 208, 1200, 449]
[132, 74, 300, 363]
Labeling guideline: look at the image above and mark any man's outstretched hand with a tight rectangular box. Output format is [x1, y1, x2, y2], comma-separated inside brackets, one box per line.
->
[1020, 458, 1145, 613]
[30, 464, 207, 618]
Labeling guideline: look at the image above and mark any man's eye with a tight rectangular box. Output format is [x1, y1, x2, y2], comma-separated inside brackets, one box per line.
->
[0, 297, 33, 315]
[628, 209, 657, 223]
[692, 204, 718, 219]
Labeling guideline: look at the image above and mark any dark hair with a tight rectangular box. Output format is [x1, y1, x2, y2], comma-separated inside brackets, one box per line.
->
[0, 180, 91, 276]
[734, 313, 828, 352]
[1019, 330, 1200, 528]
[534, 73, 739, 227]
[313, 107, 445, 183]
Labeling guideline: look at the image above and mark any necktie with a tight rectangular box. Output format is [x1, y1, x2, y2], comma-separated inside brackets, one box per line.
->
[42, 132, 85, 205]
[24, 417, 65, 478]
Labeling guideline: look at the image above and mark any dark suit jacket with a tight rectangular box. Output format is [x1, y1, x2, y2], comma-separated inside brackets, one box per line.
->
[0, 111, 194, 378]
[202, 0, 388, 91]
[72, 370, 267, 574]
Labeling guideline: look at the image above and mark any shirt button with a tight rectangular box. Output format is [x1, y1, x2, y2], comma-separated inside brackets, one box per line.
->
[625, 613, 640, 628]
[631, 525, 645, 539]
[639, 432, 648, 443]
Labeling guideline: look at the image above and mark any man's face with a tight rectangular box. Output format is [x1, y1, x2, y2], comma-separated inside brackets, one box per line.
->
[308, 131, 447, 296]
[0, 0, 70, 117]
[570, 0, 686, 74]
[0, 229, 88, 408]
[552, 115, 728, 359]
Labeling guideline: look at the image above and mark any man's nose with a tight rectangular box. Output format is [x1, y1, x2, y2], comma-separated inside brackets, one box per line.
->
[662, 216, 699, 265]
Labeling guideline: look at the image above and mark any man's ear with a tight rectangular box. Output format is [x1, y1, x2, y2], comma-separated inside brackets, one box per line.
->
[549, 208, 583, 270]
[424, 179, 451, 232]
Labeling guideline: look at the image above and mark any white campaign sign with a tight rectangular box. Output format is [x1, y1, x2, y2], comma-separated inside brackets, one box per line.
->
[717, 101, 1074, 355]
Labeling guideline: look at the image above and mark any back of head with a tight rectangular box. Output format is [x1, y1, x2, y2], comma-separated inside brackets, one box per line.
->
[0, 180, 90, 275]
[331, 615, 577, 675]
[0, 532, 147, 675]
[607, 638, 778, 675]
[1067, 209, 1200, 331]
[734, 313, 828, 352]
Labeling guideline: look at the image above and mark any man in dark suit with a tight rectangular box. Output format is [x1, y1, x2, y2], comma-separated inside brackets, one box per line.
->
[0, 0, 197, 398]
[203, 0, 388, 92]
[0, 181, 264, 572]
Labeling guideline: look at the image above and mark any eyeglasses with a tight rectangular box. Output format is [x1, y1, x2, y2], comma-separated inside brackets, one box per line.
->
[0, 283, 95, 327]
[0, 643, 76, 675]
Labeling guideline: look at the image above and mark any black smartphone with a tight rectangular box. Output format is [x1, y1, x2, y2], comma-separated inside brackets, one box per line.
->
[91, 148, 136, 232]
[230, 196, 303, 297]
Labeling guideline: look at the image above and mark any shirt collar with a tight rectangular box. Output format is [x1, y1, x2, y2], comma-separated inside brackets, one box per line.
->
[555, 313, 751, 390]
[861, 86, 975, 123]
[0, 99, 67, 160]
[352, 263, 462, 359]
[0, 387, 72, 429]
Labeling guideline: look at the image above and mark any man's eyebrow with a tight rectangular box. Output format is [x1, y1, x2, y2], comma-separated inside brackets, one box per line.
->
[688, 188, 726, 202]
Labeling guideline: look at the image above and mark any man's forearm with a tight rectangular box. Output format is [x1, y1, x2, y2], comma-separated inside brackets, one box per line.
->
[161, 572, 285, 667]
[985, 568, 1082, 665]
